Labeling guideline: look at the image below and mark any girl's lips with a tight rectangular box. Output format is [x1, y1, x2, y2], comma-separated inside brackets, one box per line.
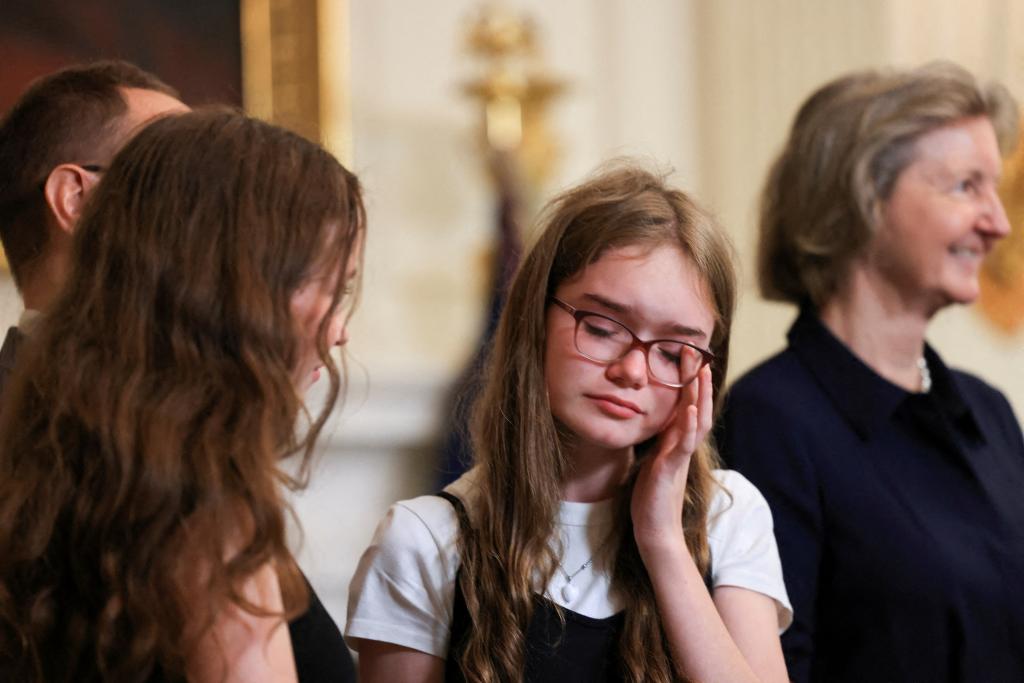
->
[585, 393, 644, 417]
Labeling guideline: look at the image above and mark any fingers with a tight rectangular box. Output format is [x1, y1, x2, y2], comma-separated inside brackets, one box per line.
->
[676, 364, 712, 438]
[696, 365, 714, 437]
[666, 366, 712, 461]
[654, 365, 714, 468]
[678, 403, 699, 456]
[681, 363, 701, 409]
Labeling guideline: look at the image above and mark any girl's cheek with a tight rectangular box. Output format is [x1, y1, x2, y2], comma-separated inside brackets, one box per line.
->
[653, 389, 681, 427]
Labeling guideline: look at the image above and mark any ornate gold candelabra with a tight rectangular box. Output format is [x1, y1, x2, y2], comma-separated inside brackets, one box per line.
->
[460, 4, 566, 193]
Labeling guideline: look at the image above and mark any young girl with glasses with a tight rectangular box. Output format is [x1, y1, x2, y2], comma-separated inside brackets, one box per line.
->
[347, 165, 791, 682]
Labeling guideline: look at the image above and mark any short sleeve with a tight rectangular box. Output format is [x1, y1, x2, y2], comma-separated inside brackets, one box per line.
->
[345, 496, 461, 657]
[708, 470, 793, 632]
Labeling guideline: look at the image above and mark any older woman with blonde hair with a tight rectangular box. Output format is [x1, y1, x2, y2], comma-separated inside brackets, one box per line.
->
[720, 62, 1024, 682]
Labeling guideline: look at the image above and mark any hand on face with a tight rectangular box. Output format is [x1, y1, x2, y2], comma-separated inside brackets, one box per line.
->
[630, 364, 713, 555]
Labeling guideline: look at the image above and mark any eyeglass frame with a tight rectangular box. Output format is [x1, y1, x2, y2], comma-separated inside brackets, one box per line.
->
[549, 296, 715, 388]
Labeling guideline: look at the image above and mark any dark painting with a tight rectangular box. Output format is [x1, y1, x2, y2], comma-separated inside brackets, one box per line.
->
[0, 0, 241, 110]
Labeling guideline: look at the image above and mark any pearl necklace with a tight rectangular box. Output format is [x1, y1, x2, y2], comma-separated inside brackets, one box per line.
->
[918, 356, 931, 393]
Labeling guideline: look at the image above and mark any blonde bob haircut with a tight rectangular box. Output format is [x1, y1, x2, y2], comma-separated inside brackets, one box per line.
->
[759, 61, 1019, 308]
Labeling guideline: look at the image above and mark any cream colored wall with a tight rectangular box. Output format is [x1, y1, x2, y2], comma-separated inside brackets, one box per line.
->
[692, 0, 1024, 414]
[0, 275, 21, 331]
[3, 0, 1021, 630]
[343, 0, 705, 388]
[342, 0, 1024, 415]
[302, 0, 1024, 626]
[303, 0, 712, 624]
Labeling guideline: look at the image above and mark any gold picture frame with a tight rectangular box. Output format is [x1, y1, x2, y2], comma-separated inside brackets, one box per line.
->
[241, 0, 351, 164]
[980, 117, 1024, 334]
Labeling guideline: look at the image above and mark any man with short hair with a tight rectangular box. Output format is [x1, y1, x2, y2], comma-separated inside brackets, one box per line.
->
[0, 60, 187, 390]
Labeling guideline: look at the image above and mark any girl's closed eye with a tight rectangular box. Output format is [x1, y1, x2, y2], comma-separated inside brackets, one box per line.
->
[582, 319, 617, 338]
[657, 346, 682, 365]
[581, 323, 610, 339]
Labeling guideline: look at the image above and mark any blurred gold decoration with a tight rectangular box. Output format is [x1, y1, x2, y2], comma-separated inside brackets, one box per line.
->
[461, 3, 566, 189]
[241, 0, 351, 162]
[438, 6, 566, 484]
[980, 118, 1024, 333]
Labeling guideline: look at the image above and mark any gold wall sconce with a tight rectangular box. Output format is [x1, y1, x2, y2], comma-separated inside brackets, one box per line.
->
[461, 4, 566, 193]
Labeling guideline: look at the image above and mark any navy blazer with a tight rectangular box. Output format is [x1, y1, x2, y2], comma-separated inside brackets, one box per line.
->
[720, 309, 1024, 683]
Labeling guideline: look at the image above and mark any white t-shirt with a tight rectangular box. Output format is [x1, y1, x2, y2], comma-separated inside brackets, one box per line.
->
[345, 468, 792, 658]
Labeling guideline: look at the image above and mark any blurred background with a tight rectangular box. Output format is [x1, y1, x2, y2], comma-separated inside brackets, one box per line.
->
[3, 0, 1024, 633]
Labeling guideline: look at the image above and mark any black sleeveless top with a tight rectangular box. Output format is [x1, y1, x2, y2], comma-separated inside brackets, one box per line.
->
[436, 492, 712, 683]
[289, 574, 357, 682]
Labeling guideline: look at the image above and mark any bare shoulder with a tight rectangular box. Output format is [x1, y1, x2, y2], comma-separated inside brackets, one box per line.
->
[187, 561, 297, 683]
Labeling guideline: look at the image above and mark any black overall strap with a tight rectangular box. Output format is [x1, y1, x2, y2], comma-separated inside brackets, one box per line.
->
[704, 550, 714, 593]
[435, 490, 467, 523]
[433, 492, 473, 683]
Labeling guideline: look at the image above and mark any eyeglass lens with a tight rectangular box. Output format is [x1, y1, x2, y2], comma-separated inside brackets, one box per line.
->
[576, 314, 705, 386]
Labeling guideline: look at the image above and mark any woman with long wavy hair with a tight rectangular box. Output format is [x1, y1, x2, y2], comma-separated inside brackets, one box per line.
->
[0, 109, 365, 682]
[348, 164, 791, 682]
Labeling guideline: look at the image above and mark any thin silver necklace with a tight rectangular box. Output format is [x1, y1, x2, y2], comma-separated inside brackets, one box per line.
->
[918, 356, 931, 393]
[557, 538, 609, 603]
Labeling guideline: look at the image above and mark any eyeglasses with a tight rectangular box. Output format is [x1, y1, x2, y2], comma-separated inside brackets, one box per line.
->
[550, 297, 714, 388]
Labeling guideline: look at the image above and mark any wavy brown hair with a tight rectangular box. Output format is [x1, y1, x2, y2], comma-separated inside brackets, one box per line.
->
[0, 109, 366, 681]
[454, 164, 736, 682]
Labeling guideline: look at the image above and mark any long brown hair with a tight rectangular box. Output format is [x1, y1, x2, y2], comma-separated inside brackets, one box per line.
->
[455, 164, 736, 682]
[0, 109, 366, 681]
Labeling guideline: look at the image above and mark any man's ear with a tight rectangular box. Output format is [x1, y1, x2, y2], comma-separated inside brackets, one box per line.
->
[42, 164, 100, 234]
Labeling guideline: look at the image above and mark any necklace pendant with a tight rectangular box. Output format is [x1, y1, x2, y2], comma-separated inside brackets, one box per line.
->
[561, 582, 579, 603]
[918, 356, 932, 393]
